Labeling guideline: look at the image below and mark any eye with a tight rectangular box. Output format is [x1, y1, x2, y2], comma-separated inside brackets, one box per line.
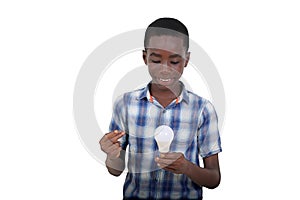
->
[151, 60, 161, 64]
[170, 61, 180, 65]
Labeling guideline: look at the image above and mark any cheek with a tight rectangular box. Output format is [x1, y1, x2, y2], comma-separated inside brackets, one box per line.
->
[172, 65, 184, 75]
[148, 65, 160, 76]
[148, 64, 161, 71]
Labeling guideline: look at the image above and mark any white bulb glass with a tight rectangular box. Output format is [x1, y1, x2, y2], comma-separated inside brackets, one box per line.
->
[154, 125, 174, 153]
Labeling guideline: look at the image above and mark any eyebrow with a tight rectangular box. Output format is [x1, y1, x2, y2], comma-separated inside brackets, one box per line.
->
[169, 54, 182, 58]
[149, 52, 182, 58]
[149, 52, 162, 58]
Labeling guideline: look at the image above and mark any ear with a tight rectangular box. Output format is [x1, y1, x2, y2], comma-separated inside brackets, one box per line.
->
[184, 52, 190, 68]
[142, 50, 147, 65]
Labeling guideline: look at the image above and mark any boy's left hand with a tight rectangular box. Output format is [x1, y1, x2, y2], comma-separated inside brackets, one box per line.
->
[155, 152, 189, 174]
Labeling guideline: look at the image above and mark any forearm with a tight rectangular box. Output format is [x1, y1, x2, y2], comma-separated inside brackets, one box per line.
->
[184, 161, 220, 189]
[106, 157, 125, 176]
[105, 150, 126, 176]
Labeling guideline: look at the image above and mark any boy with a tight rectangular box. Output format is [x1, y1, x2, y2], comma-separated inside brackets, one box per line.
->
[100, 17, 222, 200]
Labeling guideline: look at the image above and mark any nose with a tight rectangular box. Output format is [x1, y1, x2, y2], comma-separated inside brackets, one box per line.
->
[160, 63, 172, 73]
[161, 60, 171, 70]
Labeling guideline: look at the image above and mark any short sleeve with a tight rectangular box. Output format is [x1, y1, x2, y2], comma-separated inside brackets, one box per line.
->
[109, 95, 128, 150]
[198, 100, 222, 158]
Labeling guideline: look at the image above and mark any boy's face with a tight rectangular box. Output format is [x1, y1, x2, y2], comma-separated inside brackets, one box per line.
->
[143, 35, 190, 88]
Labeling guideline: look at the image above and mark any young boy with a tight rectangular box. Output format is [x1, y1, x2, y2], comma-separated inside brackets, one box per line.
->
[100, 17, 222, 200]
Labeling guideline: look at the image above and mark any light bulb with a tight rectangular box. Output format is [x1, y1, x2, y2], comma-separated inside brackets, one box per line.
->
[154, 125, 174, 153]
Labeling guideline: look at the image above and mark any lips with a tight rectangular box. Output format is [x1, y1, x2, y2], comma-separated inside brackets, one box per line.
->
[159, 78, 171, 82]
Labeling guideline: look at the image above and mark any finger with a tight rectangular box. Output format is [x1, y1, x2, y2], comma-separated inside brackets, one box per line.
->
[100, 139, 110, 152]
[156, 159, 179, 171]
[112, 146, 122, 155]
[101, 131, 122, 147]
[101, 142, 112, 152]
[162, 164, 176, 170]
[156, 157, 176, 166]
[108, 146, 122, 158]
[110, 131, 125, 143]
[100, 138, 114, 150]
[99, 134, 110, 144]
[105, 130, 125, 142]
[103, 130, 118, 139]
[157, 162, 176, 169]
[163, 166, 179, 174]
[106, 143, 120, 152]
[157, 155, 178, 163]
[100, 135, 112, 144]
[160, 153, 182, 159]
[100, 136, 114, 150]
[102, 142, 119, 154]
[157, 163, 167, 169]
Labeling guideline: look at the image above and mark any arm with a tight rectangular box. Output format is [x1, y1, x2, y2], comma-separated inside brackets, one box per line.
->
[106, 149, 126, 176]
[185, 154, 220, 189]
[155, 153, 221, 189]
[187, 99, 221, 188]
[100, 130, 126, 176]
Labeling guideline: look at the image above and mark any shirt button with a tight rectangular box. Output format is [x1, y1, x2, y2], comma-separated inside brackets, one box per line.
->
[162, 110, 166, 113]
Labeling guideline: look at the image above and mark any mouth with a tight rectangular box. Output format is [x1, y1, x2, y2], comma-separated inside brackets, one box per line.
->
[159, 78, 171, 82]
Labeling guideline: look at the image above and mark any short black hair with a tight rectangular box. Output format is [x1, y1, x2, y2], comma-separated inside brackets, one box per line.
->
[144, 17, 189, 51]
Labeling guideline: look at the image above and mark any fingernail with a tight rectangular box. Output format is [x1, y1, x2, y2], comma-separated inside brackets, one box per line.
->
[114, 130, 118, 133]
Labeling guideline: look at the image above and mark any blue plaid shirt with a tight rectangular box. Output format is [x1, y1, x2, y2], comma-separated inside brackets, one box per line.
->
[109, 82, 222, 200]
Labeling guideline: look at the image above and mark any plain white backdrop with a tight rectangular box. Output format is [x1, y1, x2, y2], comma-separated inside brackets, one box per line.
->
[1, 0, 299, 199]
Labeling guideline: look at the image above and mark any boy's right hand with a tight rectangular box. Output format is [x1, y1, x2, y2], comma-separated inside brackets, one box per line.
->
[99, 130, 125, 160]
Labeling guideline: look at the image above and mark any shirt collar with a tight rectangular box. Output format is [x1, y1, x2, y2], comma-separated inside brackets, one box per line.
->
[138, 81, 190, 104]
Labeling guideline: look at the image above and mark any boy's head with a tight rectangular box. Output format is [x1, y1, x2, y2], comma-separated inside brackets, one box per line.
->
[144, 17, 189, 52]
[143, 18, 190, 89]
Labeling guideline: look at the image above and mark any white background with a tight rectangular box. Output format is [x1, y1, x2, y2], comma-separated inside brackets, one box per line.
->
[1, 0, 299, 199]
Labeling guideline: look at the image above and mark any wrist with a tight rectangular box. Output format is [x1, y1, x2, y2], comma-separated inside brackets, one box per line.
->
[106, 156, 117, 161]
[105, 156, 125, 173]
[183, 160, 194, 176]
[106, 156, 120, 165]
[106, 156, 119, 169]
